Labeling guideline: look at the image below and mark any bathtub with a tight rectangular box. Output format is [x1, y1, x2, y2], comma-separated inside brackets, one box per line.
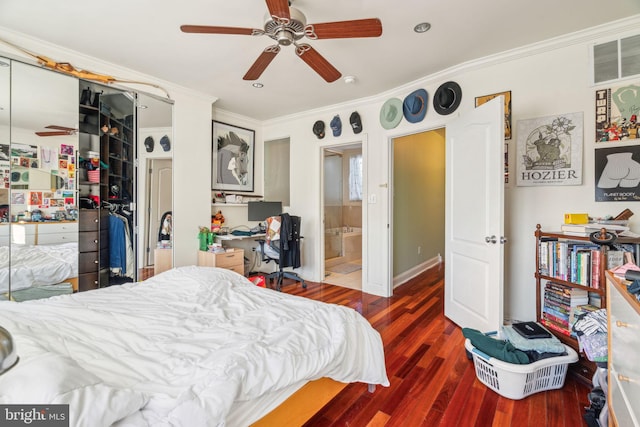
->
[325, 227, 362, 262]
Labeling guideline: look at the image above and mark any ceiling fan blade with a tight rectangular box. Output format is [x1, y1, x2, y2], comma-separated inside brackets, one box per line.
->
[265, 0, 290, 21]
[305, 18, 383, 39]
[44, 125, 75, 131]
[296, 44, 341, 83]
[180, 25, 258, 36]
[243, 46, 281, 80]
[35, 131, 72, 136]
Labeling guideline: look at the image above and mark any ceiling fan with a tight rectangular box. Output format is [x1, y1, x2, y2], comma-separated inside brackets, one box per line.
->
[35, 125, 77, 137]
[180, 0, 382, 82]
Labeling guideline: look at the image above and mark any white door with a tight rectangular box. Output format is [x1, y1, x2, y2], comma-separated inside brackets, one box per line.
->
[145, 159, 173, 265]
[444, 96, 505, 332]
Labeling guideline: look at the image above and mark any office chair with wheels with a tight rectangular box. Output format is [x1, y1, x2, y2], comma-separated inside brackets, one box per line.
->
[256, 213, 306, 291]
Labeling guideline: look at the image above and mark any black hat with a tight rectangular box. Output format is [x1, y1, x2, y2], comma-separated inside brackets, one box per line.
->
[433, 81, 462, 115]
[144, 136, 154, 152]
[330, 115, 342, 137]
[313, 120, 325, 139]
[350, 111, 362, 134]
[160, 135, 171, 152]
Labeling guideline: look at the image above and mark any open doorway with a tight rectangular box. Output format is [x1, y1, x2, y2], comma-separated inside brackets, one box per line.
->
[322, 143, 363, 290]
[390, 128, 445, 288]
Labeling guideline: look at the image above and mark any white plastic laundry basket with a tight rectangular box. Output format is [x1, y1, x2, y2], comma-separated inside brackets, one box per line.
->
[464, 338, 578, 400]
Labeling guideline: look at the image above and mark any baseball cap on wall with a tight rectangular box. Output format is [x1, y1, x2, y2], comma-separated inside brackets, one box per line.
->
[160, 135, 171, 151]
[350, 111, 362, 134]
[313, 120, 326, 139]
[330, 115, 342, 137]
[144, 136, 154, 152]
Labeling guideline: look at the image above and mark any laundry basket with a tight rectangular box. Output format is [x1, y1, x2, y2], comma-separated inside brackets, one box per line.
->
[464, 338, 578, 400]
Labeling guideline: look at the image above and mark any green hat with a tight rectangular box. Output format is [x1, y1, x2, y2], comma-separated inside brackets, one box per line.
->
[379, 98, 403, 129]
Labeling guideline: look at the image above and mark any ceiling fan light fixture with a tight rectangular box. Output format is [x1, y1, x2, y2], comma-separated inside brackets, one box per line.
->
[252, 82, 264, 88]
[275, 29, 295, 46]
[414, 22, 431, 33]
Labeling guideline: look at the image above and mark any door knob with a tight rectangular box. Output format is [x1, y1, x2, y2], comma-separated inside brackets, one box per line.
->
[500, 236, 508, 244]
[485, 235, 497, 244]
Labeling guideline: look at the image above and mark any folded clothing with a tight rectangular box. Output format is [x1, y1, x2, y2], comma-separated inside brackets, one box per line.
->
[462, 328, 530, 365]
[501, 324, 566, 354]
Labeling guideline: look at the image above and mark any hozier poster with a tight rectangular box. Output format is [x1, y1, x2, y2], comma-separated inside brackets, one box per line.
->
[516, 112, 583, 187]
[595, 84, 640, 143]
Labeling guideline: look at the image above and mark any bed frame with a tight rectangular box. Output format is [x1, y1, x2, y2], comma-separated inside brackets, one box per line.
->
[251, 378, 346, 426]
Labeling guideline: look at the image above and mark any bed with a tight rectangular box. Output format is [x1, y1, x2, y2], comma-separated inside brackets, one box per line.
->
[0, 242, 78, 294]
[0, 265, 389, 426]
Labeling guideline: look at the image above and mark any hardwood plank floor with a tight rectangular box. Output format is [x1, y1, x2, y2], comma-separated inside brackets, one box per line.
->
[281, 264, 590, 427]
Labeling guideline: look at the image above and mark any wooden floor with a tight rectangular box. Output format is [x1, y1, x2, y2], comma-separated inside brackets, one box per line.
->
[280, 264, 591, 427]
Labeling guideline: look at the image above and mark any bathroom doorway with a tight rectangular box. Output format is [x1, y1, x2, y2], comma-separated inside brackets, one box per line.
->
[322, 143, 363, 290]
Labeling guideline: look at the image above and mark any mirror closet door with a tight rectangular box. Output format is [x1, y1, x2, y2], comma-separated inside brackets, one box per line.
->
[9, 61, 79, 301]
[136, 93, 173, 279]
[0, 57, 10, 300]
[78, 81, 137, 288]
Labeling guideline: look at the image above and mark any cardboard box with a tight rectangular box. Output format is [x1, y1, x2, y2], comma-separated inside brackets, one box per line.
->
[564, 213, 589, 224]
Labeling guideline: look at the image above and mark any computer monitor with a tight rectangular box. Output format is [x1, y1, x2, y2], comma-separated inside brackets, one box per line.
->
[247, 201, 282, 221]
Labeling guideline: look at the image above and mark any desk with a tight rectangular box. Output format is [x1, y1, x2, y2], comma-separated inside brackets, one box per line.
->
[215, 233, 265, 242]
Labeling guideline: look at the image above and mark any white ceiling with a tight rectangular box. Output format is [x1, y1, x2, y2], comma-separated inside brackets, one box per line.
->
[1, 0, 639, 121]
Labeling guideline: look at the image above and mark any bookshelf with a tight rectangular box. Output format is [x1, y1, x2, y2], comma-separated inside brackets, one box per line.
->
[534, 224, 640, 384]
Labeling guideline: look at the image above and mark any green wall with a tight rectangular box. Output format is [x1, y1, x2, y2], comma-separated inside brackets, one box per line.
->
[393, 129, 446, 276]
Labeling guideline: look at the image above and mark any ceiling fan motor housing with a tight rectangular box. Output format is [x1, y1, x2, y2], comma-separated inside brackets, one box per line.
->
[265, 7, 306, 46]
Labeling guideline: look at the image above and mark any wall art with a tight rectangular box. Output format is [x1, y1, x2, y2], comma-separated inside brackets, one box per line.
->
[595, 83, 639, 143]
[595, 143, 640, 201]
[212, 121, 255, 192]
[516, 112, 583, 186]
[475, 90, 512, 140]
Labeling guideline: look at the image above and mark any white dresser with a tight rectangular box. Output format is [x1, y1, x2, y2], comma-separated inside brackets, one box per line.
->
[606, 271, 640, 427]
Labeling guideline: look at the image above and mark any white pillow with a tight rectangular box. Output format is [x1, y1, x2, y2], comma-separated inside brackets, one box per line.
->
[0, 352, 148, 427]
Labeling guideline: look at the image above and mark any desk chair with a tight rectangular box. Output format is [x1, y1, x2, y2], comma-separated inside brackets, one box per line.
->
[256, 214, 306, 291]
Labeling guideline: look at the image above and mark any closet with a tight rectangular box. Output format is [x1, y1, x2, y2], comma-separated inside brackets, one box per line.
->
[78, 82, 136, 288]
[0, 53, 174, 300]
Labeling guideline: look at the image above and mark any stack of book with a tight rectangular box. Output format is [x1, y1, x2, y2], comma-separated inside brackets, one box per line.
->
[560, 222, 629, 236]
[541, 282, 589, 337]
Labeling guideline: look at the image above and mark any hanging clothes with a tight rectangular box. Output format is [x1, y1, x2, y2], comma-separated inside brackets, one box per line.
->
[109, 209, 134, 279]
[109, 214, 127, 275]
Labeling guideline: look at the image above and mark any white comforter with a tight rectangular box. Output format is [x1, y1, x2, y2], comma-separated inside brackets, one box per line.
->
[0, 266, 389, 426]
[0, 242, 79, 292]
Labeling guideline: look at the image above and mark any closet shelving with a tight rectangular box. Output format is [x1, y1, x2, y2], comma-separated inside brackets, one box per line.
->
[78, 83, 135, 288]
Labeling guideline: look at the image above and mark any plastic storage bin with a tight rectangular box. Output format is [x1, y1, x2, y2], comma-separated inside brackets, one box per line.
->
[464, 338, 578, 400]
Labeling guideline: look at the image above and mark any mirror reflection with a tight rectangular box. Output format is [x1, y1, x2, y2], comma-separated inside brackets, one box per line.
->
[6, 61, 79, 301]
[136, 93, 173, 278]
[0, 57, 10, 299]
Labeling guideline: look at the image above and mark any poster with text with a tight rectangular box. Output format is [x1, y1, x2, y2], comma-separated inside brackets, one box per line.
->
[595, 144, 640, 202]
[516, 112, 583, 186]
[595, 84, 640, 143]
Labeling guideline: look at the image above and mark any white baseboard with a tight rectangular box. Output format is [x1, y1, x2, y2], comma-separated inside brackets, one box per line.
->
[393, 254, 442, 288]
